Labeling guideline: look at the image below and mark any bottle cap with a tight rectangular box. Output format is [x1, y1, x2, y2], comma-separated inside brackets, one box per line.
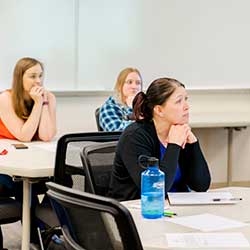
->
[147, 157, 159, 167]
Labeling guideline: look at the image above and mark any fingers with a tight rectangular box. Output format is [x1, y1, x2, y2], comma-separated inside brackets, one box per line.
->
[169, 124, 197, 147]
[29, 86, 45, 103]
[42, 89, 48, 101]
[181, 140, 186, 149]
[168, 124, 191, 147]
[186, 130, 197, 144]
[30, 86, 44, 95]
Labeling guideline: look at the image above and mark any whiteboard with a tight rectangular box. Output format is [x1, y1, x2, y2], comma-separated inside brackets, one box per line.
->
[0, 0, 75, 91]
[1, 0, 250, 91]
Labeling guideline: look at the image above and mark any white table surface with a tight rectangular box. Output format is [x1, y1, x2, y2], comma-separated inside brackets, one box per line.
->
[122, 187, 250, 250]
[0, 138, 88, 250]
[0, 139, 57, 250]
[0, 139, 56, 178]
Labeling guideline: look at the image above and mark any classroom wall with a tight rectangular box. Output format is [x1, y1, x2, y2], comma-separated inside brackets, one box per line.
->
[56, 93, 107, 134]
[2, 0, 250, 91]
[55, 89, 250, 188]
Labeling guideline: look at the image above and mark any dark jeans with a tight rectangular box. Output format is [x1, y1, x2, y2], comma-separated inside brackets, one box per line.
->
[0, 174, 15, 197]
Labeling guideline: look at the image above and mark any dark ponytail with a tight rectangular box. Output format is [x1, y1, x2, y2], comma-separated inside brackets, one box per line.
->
[133, 77, 185, 122]
[133, 92, 152, 121]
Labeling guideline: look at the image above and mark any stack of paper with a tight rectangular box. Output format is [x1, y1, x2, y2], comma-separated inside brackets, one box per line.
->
[167, 191, 241, 205]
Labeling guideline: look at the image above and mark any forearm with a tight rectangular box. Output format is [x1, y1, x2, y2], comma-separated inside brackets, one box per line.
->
[18, 103, 43, 141]
[38, 105, 56, 141]
[161, 143, 181, 191]
[183, 142, 211, 191]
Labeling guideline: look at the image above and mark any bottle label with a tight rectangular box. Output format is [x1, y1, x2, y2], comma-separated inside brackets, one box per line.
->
[152, 181, 164, 189]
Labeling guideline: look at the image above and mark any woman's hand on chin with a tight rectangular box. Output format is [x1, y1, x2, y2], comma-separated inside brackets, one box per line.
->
[168, 124, 189, 148]
[186, 130, 197, 144]
[29, 86, 44, 104]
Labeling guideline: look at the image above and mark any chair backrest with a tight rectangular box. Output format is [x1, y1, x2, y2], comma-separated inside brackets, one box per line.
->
[80, 141, 117, 196]
[36, 132, 121, 232]
[46, 182, 143, 250]
[37, 133, 121, 249]
[95, 108, 103, 131]
[0, 198, 21, 224]
[54, 132, 121, 188]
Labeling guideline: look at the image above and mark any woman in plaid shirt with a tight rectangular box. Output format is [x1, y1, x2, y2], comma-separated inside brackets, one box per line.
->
[99, 67, 142, 131]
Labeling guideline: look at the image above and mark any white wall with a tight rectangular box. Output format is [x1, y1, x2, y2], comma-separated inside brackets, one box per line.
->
[56, 93, 108, 134]
[2, 0, 250, 90]
[0, 0, 76, 90]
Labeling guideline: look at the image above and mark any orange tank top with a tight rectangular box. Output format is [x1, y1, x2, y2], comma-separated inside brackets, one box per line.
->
[0, 118, 16, 139]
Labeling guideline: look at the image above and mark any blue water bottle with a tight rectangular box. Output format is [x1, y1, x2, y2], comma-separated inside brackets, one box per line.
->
[141, 157, 165, 219]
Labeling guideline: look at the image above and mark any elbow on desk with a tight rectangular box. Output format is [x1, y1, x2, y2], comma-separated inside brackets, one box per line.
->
[190, 176, 211, 192]
[39, 132, 56, 142]
[38, 128, 57, 142]
[15, 135, 33, 142]
[187, 171, 211, 192]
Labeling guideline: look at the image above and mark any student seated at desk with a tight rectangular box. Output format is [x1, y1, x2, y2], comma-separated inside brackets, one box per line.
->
[99, 67, 142, 131]
[0, 57, 56, 141]
[0, 56, 56, 194]
[108, 77, 211, 201]
[0, 57, 56, 244]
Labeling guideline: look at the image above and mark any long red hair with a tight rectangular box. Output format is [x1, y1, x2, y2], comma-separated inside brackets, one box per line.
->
[11, 57, 43, 120]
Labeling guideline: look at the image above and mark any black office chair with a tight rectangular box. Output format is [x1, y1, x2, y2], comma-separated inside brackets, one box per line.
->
[35, 134, 93, 249]
[35, 132, 121, 249]
[0, 197, 21, 249]
[54, 132, 121, 186]
[46, 182, 143, 250]
[80, 141, 117, 196]
[95, 108, 103, 131]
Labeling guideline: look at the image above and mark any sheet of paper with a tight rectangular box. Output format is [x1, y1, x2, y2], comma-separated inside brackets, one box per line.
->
[167, 191, 241, 205]
[166, 232, 250, 248]
[168, 213, 247, 232]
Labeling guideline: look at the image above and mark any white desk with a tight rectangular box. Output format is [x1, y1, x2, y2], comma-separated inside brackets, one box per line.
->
[123, 187, 250, 250]
[0, 139, 56, 250]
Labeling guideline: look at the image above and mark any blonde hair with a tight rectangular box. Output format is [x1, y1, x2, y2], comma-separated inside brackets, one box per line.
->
[12, 57, 43, 120]
[114, 67, 142, 105]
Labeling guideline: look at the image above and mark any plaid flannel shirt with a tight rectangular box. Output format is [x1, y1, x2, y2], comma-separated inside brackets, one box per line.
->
[99, 96, 133, 131]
